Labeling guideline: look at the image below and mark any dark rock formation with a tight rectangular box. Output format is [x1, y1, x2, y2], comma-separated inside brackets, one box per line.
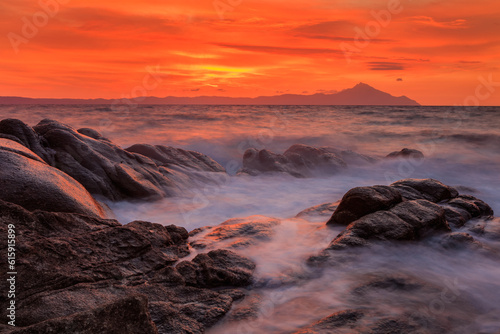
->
[126, 144, 225, 173]
[1, 118, 227, 202]
[386, 148, 424, 160]
[316, 179, 493, 255]
[33, 119, 181, 200]
[0, 199, 255, 333]
[0, 138, 105, 217]
[239, 144, 369, 177]
[326, 186, 402, 226]
[0, 118, 54, 164]
[391, 178, 458, 203]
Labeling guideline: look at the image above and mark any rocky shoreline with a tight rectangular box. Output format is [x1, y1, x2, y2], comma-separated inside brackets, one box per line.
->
[1, 119, 498, 333]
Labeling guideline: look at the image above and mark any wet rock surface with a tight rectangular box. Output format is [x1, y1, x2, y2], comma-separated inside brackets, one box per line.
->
[189, 215, 281, 249]
[0, 200, 255, 333]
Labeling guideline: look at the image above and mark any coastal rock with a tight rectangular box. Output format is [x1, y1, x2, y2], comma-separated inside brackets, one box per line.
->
[33, 119, 176, 200]
[386, 148, 424, 160]
[7, 295, 159, 334]
[24, 118, 227, 201]
[317, 179, 492, 255]
[326, 186, 402, 226]
[177, 249, 256, 288]
[189, 215, 280, 249]
[77, 127, 111, 142]
[447, 195, 494, 218]
[283, 144, 348, 175]
[391, 178, 458, 202]
[240, 144, 348, 177]
[241, 148, 302, 176]
[0, 118, 54, 164]
[126, 144, 225, 173]
[0, 199, 254, 332]
[0, 138, 105, 217]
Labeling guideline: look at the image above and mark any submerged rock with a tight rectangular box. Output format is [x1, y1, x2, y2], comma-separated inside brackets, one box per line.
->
[386, 148, 424, 160]
[239, 144, 371, 177]
[294, 309, 364, 333]
[296, 202, 340, 222]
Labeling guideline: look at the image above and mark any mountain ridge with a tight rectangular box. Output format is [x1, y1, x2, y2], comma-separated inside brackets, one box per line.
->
[0, 83, 420, 106]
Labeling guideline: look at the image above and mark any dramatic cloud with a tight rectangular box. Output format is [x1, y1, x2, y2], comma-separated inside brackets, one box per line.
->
[367, 62, 406, 71]
[0, 0, 499, 105]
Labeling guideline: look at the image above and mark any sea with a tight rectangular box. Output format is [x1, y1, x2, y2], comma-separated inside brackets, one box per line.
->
[1, 104, 499, 333]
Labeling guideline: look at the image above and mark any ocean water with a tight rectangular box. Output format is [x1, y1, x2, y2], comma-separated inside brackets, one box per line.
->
[1, 104, 500, 332]
[1, 105, 499, 225]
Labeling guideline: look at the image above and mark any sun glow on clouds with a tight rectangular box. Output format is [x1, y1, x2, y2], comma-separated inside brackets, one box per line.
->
[0, 0, 499, 105]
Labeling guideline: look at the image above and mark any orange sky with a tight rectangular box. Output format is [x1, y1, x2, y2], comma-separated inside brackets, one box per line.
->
[1, 0, 499, 105]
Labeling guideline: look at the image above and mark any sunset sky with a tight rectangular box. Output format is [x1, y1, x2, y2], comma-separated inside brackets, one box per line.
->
[1, 0, 499, 105]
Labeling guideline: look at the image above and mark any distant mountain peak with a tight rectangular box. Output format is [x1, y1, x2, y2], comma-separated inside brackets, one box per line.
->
[0, 83, 420, 106]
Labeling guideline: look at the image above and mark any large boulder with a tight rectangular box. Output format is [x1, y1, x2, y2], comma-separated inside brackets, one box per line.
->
[33, 119, 176, 200]
[0, 118, 54, 164]
[327, 200, 449, 250]
[0, 138, 104, 217]
[316, 179, 493, 255]
[391, 178, 458, 202]
[326, 186, 402, 226]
